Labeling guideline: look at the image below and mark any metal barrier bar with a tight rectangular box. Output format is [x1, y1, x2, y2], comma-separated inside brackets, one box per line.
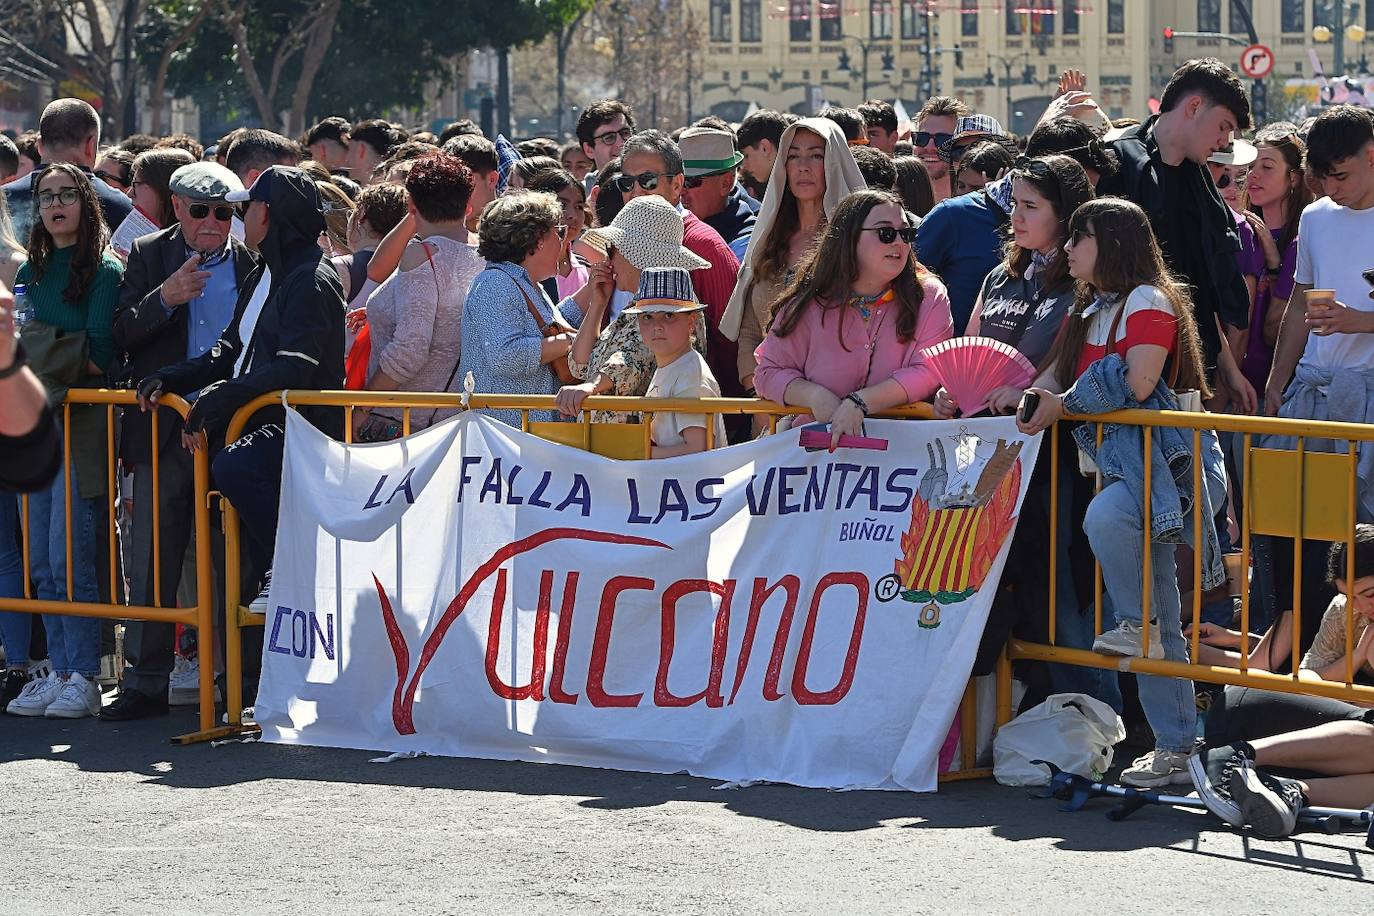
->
[0, 389, 220, 743]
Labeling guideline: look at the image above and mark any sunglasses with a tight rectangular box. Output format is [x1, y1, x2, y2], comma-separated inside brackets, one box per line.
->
[1068, 226, 1096, 245]
[592, 127, 633, 147]
[862, 225, 918, 244]
[613, 171, 670, 193]
[38, 188, 80, 209]
[913, 131, 953, 149]
[189, 202, 235, 222]
[1215, 170, 1248, 190]
[94, 169, 130, 188]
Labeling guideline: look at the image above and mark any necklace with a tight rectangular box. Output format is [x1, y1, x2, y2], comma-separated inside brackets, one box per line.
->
[848, 288, 892, 321]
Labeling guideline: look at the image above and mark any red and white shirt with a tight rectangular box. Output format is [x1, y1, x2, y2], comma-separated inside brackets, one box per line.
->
[1075, 284, 1178, 378]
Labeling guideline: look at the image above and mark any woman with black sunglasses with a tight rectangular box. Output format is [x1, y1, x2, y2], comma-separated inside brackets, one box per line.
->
[130, 147, 195, 229]
[754, 189, 953, 447]
[94, 147, 134, 195]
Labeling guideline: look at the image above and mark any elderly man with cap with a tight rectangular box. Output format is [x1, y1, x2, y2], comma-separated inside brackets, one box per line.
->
[679, 125, 758, 261]
[106, 161, 256, 720]
[135, 165, 345, 717]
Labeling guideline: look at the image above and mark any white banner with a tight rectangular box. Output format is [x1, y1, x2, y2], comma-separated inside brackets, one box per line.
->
[256, 410, 1041, 791]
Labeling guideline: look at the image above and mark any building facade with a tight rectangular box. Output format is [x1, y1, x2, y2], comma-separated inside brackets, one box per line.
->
[695, 1, 1374, 133]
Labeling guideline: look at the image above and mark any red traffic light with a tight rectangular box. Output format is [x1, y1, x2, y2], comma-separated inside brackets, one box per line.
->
[1163, 27, 1174, 39]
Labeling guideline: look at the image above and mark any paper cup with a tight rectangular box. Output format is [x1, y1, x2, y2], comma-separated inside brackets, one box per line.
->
[1305, 289, 1337, 305]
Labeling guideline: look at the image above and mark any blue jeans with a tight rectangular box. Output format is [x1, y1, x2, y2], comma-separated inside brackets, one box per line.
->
[0, 493, 31, 666]
[1083, 466, 1228, 753]
[26, 464, 102, 678]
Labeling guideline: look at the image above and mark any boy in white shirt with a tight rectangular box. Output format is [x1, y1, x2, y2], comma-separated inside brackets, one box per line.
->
[1265, 104, 1374, 520]
[628, 267, 727, 458]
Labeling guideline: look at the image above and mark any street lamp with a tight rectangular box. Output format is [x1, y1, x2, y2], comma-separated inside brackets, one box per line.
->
[1312, 3, 1364, 75]
[985, 51, 1034, 131]
[836, 33, 895, 99]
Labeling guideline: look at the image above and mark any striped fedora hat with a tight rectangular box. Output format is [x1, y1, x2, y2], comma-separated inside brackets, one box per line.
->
[624, 267, 705, 315]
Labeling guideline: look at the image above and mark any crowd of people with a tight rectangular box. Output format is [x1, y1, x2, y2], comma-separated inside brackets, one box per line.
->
[2, 55, 1374, 837]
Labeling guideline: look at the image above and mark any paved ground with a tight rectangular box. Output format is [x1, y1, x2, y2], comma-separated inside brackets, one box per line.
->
[1, 706, 1370, 915]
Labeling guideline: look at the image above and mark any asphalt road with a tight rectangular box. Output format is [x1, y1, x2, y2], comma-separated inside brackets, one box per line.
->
[2, 707, 1370, 915]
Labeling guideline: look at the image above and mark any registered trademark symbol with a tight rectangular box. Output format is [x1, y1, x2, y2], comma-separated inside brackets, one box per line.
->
[875, 574, 901, 602]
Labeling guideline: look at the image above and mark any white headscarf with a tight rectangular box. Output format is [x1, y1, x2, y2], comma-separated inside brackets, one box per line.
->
[718, 117, 867, 341]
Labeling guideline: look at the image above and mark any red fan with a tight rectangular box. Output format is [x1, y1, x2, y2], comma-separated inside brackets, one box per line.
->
[919, 336, 1035, 417]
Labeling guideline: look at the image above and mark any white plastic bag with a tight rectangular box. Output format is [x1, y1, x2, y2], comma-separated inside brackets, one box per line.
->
[993, 692, 1126, 787]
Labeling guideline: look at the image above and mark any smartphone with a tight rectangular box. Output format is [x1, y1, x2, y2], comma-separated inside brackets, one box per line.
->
[1019, 391, 1041, 425]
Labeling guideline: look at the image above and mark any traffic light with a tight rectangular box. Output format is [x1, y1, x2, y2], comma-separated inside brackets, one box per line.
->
[955, 46, 964, 70]
[1163, 27, 1174, 54]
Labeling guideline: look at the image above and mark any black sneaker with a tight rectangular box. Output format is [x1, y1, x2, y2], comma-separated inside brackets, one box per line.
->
[100, 689, 170, 721]
[248, 568, 273, 614]
[1229, 761, 1305, 838]
[0, 668, 31, 711]
[1188, 742, 1255, 827]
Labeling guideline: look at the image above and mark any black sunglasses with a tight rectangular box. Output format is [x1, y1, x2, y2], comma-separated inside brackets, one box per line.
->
[684, 170, 731, 190]
[913, 131, 953, 149]
[1214, 170, 1247, 189]
[613, 171, 669, 193]
[862, 226, 918, 244]
[1068, 226, 1095, 245]
[188, 202, 235, 222]
[94, 169, 130, 188]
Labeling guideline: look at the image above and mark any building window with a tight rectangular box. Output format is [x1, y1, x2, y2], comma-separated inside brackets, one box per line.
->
[961, 8, 977, 36]
[819, 0, 842, 41]
[1031, 0, 1055, 37]
[1281, 0, 1304, 33]
[1314, 1, 1335, 28]
[1107, 0, 1124, 34]
[1006, 4, 1024, 35]
[900, 0, 925, 40]
[790, 0, 812, 41]
[1196, 0, 1220, 33]
[1227, 0, 1247, 33]
[1062, 0, 1079, 35]
[710, 0, 732, 42]
[870, 0, 892, 39]
[740, 0, 762, 42]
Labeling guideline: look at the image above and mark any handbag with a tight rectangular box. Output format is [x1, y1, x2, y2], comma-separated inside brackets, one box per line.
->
[518, 282, 577, 385]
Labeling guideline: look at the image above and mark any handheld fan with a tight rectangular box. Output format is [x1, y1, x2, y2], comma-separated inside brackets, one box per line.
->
[919, 336, 1036, 417]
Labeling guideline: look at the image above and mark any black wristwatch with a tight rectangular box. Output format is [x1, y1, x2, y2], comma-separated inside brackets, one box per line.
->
[845, 392, 870, 415]
[1265, 265, 1282, 277]
[0, 341, 27, 380]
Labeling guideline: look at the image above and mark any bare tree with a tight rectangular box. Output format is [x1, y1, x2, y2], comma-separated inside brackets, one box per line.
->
[0, 0, 145, 138]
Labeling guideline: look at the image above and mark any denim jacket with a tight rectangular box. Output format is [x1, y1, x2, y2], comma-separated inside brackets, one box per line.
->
[1064, 354, 1226, 591]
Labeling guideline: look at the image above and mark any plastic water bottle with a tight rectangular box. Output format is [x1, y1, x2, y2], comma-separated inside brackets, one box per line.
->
[11, 282, 33, 330]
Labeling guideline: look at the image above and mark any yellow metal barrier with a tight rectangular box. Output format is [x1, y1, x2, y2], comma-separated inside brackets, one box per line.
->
[999, 406, 1374, 729]
[0, 389, 223, 742]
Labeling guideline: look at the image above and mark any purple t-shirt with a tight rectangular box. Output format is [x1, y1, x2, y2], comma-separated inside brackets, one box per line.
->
[1234, 209, 1265, 278]
[1241, 226, 1298, 394]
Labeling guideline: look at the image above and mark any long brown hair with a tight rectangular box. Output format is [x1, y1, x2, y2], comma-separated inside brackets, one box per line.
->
[755, 127, 825, 283]
[133, 147, 195, 228]
[1045, 198, 1210, 397]
[26, 163, 110, 305]
[1248, 122, 1311, 256]
[767, 189, 927, 347]
[1003, 154, 1095, 295]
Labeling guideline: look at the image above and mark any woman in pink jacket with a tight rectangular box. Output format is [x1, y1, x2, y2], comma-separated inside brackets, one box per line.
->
[754, 189, 954, 441]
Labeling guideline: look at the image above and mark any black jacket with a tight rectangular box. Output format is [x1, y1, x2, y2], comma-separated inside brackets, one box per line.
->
[703, 182, 759, 247]
[149, 168, 345, 440]
[1097, 117, 1249, 373]
[3, 164, 132, 244]
[111, 225, 256, 464]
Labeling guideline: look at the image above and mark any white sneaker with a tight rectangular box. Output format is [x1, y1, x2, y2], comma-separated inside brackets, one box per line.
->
[44, 673, 102, 719]
[248, 569, 273, 614]
[6, 672, 63, 716]
[1093, 621, 1165, 659]
[1120, 749, 1192, 788]
[168, 656, 201, 707]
